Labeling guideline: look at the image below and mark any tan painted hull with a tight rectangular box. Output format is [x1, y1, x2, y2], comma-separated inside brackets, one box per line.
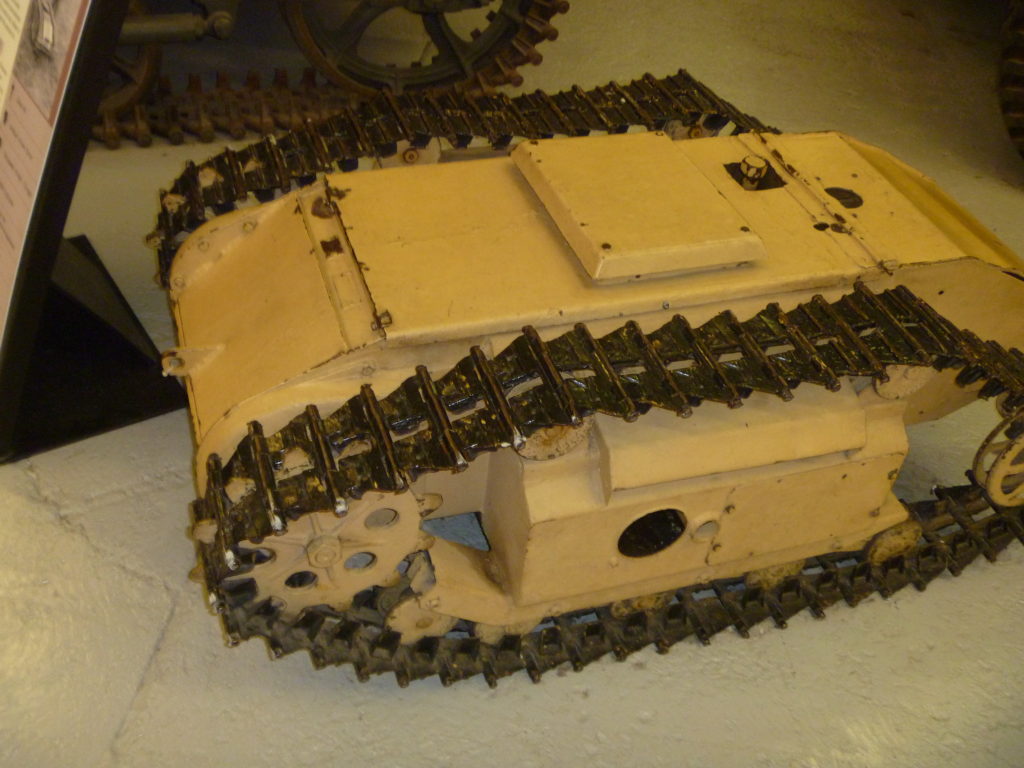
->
[168, 130, 1024, 634]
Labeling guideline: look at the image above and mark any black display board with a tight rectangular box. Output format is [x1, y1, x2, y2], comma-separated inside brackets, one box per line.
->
[0, 0, 185, 462]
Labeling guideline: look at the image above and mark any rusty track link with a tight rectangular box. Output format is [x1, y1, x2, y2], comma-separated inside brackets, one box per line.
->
[188, 284, 1024, 686]
[99, 63, 761, 151]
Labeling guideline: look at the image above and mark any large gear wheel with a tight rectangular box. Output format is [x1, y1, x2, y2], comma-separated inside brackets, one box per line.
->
[99, 1, 162, 115]
[95, 0, 162, 148]
[280, 0, 569, 96]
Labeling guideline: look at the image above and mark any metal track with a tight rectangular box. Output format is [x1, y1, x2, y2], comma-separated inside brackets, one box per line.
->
[98, 0, 570, 148]
[149, 68, 772, 283]
[1002, 0, 1024, 159]
[105, 64, 767, 152]
[189, 283, 1024, 686]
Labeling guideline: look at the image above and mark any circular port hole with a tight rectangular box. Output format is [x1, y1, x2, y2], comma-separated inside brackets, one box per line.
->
[344, 552, 377, 570]
[284, 570, 317, 589]
[364, 507, 399, 529]
[618, 509, 686, 558]
[693, 520, 720, 541]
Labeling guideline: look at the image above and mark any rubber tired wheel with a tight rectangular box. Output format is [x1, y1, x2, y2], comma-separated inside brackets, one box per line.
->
[280, 0, 568, 96]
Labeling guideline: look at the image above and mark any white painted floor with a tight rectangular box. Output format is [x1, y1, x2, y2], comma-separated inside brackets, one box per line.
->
[2, 1, 1023, 766]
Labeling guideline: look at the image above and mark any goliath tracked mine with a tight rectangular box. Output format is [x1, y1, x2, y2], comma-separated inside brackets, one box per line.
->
[153, 72, 1024, 687]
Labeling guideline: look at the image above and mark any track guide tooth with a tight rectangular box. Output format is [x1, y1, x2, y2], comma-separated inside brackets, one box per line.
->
[723, 310, 793, 400]
[712, 583, 752, 638]
[520, 325, 582, 427]
[679, 590, 714, 644]
[856, 284, 932, 364]
[415, 365, 469, 471]
[620, 320, 693, 416]
[304, 405, 347, 515]
[245, 421, 284, 532]
[467, 346, 523, 449]
[358, 384, 408, 493]
[764, 303, 842, 391]
[658, 314, 742, 407]
[946, 501, 999, 563]
[799, 579, 827, 619]
[810, 294, 888, 379]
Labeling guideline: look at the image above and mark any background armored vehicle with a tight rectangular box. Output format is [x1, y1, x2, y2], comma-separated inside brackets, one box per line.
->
[98, 0, 568, 146]
[155, 82, 1024, 684]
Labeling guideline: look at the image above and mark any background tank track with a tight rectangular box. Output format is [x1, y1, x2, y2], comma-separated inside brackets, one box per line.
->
[1002, 0, 1024, 158]
[99, 64, 764, 149]
[97, 0, 570, 147]
[188, 284, 1024, 686]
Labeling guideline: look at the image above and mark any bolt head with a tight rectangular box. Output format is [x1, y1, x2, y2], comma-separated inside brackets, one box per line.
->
[740, 154, 769, 179]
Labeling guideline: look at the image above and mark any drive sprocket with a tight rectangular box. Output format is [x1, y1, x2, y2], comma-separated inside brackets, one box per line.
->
[281, 0, 569, 96]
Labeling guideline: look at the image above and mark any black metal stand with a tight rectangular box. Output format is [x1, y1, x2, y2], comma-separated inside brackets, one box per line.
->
[0, 236, 185, 462]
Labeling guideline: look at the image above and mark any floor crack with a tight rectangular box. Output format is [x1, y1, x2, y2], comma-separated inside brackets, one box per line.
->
[104, 595, 179, 766]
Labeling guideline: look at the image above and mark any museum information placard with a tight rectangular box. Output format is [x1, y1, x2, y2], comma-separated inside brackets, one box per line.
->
[0, 0, 90, 347]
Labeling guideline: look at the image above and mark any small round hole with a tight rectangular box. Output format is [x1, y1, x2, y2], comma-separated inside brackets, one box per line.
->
[365, 508, 399, 529]
[618, 509, 686, 558]
[693, 520, 720, 541]
[813, 222, 830, 231]
[344, 552, 377, 570]
[284, 571, 317, 589]
[601, 242, 612, 250]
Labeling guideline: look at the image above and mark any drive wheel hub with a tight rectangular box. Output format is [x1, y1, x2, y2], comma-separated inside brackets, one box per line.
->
[306, 536, 344, 568]
[230, 491, 431, 618]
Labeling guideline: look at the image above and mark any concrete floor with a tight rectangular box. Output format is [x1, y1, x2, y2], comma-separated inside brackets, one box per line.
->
[2, 1, 1023, 766]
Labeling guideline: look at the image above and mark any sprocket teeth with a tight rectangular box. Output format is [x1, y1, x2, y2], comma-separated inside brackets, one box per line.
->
[535, 0, 570, 13]
[524, 10, 558, 40]
[494, 53, 523, 87]
[512, 36, 543, 65]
